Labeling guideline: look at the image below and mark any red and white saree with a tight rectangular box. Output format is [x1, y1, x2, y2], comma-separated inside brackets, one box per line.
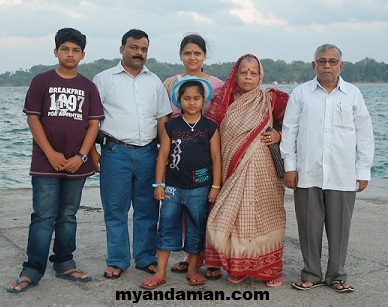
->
[205, 54, 289, 281]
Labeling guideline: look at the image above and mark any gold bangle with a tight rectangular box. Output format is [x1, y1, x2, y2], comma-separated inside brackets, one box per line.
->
[211, 185, 221, 189]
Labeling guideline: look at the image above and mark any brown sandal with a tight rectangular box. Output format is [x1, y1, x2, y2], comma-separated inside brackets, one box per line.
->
[103, 265, 122, 279]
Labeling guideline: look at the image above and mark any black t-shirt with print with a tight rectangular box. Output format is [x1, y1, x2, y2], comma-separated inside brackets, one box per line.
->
[164, 116, 217, 188]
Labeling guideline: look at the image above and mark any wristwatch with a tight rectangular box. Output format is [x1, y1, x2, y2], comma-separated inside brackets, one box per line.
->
[76, 152, 88, 163]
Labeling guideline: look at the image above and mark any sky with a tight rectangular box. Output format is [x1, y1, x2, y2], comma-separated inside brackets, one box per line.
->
[1, 0, 388, 74]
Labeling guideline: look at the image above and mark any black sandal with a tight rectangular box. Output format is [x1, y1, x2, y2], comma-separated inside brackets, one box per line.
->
[135, 262, 157, 274]
[205, 267, 222, 280]
[170, 261, 189, 273]
[329, 280, 354, 293]
[292, 280, 325, 290]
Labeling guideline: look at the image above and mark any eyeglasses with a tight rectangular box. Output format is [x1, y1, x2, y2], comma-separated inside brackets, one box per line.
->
[315, 59, 340, 66]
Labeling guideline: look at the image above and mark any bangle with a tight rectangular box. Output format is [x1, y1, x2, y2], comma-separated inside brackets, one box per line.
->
[152, 183, 165, 188]
[211, 185, 221, 189]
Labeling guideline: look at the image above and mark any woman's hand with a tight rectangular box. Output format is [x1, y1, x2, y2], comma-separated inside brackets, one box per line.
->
[261, 128, 281, 145]
[208, 187, 220, 203]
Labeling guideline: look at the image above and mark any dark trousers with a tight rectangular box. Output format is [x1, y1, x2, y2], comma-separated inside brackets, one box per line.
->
[294, 187, 356, 284]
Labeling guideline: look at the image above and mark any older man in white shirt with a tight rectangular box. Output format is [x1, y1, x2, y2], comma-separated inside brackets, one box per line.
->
[280, 44, 374, 293]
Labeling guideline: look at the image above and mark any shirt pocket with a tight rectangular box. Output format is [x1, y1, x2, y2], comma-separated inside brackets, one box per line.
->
[334, 104, 354, 129]
[142, 90, 158, 117]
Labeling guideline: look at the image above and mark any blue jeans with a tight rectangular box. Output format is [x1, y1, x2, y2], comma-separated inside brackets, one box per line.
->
[100, 140, 159, 270]
[157, 185, 210, 254]
[21, 176, 86, 284]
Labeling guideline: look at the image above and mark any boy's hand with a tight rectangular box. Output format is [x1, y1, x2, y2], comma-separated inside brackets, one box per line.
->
[89, 145, 101, 172]
[47, 151, 68, 172]
[90, 149, 101, 172]
[62, 156, 83, 173]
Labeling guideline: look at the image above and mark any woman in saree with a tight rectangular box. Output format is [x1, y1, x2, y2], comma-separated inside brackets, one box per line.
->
[205, 54, 289, 287]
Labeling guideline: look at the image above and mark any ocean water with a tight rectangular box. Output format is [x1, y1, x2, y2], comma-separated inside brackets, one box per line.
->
[0, 83, 387, 189]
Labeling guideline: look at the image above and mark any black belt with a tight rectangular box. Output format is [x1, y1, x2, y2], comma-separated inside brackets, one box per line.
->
[109, 137, 140, 148]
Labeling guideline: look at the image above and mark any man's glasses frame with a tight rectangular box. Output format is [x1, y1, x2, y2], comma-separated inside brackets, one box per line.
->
[315, 58, 341, 66]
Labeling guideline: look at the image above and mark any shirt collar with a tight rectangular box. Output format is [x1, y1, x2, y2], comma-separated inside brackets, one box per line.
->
[311, 75, 347, 94]
[112, 61, 150, 76]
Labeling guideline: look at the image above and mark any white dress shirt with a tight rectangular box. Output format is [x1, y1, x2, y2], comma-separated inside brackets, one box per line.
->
[280, 76, 374, 191]
[93, 61, 172, 146]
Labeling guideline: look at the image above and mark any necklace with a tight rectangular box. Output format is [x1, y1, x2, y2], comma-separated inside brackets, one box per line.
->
[182, 115, 201, 131]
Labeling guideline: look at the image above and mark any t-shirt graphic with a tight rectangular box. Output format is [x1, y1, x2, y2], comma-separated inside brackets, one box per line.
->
[47, 87, 86, 120]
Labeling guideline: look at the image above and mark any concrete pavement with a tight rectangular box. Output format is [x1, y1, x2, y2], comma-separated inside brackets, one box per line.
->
[0, 179, 387, 306]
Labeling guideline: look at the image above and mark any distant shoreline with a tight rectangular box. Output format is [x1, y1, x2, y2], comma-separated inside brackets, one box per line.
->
[1, 81, 387, 88]
[1, 57, 387, 86]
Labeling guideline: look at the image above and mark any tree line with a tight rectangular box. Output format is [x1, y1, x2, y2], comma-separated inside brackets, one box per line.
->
[0, 57, 387, 87]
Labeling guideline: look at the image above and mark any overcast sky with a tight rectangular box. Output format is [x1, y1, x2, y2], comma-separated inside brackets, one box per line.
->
[1, 0, 387, 73]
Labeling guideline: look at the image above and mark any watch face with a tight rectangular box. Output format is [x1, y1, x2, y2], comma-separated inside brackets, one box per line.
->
[77, 153, 87, 162]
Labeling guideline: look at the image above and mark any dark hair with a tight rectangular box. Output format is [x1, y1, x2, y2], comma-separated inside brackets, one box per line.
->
[179, 34, 207, 55]
[55, 28, 86, 51]
[121, 29, 149, 46]
[177, 80, 205, 103]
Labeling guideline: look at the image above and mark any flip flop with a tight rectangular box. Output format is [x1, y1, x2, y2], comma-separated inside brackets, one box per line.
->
[227, 275, 248, 284]
[291, 280, 325, 290]
[104, 265, 122, 279]
[55, 269, 92, 282]
[187, 273, 204, 286]
[171, 261, 189, 273]
[140, 276, 166, 289]
[329, 280, 354, 293]
[135, 262, 157, 274]
[6, 279, 37, 294]
[205, 267, 222, 280]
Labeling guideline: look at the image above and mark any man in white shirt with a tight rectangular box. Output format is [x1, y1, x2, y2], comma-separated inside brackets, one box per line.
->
[92, 29, 172, 279]
[280, 44, 374, 293]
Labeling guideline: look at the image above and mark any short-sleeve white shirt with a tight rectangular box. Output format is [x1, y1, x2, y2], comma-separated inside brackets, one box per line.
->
[93, 61, 172, 146]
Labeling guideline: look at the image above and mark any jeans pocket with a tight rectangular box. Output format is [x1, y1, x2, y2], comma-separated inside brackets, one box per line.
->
[101, 141, 117, 153]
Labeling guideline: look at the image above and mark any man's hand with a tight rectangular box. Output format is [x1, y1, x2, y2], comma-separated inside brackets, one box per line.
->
[284, 171, 298, 190]
[357, 180, 368, 192]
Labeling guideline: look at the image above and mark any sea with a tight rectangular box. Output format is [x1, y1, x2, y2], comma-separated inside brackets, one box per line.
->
[0, 83, 387, 189]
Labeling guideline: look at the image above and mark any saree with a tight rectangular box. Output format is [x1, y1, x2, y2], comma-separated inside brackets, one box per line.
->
[205, 54, 289, 281]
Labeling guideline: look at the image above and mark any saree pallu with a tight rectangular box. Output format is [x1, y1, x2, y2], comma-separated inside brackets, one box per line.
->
[205, 87, 286, 280]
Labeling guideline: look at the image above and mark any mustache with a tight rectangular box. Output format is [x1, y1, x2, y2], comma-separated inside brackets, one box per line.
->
[132, 55, 144, 61]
